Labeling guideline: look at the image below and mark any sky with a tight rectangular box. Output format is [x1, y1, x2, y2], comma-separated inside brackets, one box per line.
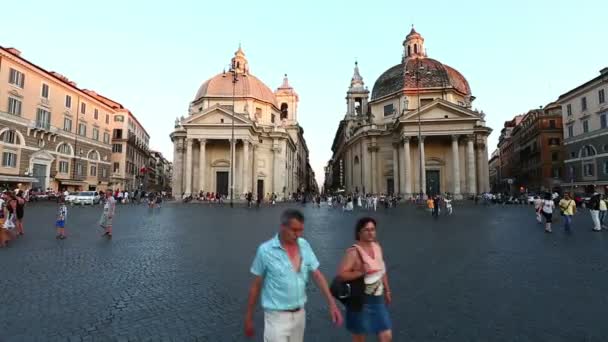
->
[2, 0, 607, 187]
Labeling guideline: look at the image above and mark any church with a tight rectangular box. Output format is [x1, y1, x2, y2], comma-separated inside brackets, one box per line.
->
[327, 28, 492, 199]
[170, 47, 314, 200]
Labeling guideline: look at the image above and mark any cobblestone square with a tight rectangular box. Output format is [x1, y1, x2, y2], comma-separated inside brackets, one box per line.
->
[2, 202, 608, 341]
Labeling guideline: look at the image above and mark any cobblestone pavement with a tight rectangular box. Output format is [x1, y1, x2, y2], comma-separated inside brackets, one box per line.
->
[1, 201, 608, 341]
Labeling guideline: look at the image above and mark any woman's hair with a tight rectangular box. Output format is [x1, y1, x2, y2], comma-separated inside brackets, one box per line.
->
[355, 216, 377, 241]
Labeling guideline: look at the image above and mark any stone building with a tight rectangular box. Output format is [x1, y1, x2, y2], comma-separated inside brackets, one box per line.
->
[83, 92, 151, 192]
[558, 67, 608, 194]
[170, 47, 313, 200]
[328, 28, 491, 198]
[0, 46, 116, 191]
[508, 103, 564, 193]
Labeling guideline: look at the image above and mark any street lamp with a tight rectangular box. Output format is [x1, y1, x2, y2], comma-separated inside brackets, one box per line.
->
[406, 59, 431, 200]
[230, 68, 238, 208]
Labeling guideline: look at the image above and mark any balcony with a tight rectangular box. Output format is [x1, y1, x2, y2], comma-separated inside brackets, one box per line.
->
[28, 120, 59, 140]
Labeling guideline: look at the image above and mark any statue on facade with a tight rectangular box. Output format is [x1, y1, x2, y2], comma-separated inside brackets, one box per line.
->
[174, 117, 180, 127]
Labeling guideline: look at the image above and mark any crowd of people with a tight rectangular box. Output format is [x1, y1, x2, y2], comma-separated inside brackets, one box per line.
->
[534, 192, 608, 233]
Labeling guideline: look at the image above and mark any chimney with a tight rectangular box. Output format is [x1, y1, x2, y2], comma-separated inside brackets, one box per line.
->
[6, 47, 21, 56]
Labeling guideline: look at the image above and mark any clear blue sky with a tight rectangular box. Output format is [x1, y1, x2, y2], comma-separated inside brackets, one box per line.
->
[2, 0, 606, 186]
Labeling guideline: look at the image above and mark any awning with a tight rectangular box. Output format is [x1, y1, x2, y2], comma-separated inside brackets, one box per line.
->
[0, 175, 39, 183]
[55, 179, 87, 186]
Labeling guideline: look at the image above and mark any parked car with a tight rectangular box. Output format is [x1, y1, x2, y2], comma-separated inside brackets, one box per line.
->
[64, 192, 79, 204]
[72, 191, 101, 205]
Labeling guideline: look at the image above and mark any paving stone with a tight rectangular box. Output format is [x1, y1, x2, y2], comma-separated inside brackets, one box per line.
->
[1, 201, 607, 341]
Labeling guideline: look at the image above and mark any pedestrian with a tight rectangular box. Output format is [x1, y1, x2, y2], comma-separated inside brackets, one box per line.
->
[15, 190, 25, 236]
[0, 193, 12, 247]
[444, 197, 453, 215]
[432, 196, 440, 217]
[244, 209, 343, 341]
[599, 194, 607, 229]
[337, 217, 392, 341]
[99, 190, 116, 239]
[426, 197, 434, 215]
[533, 196, 542, 224]
[558, 193, 576, 233]
[589, 193, 602, 231]
[541, 193, 555, 233]
[372, 195, 378, 212]
[55, 198, 68, 239]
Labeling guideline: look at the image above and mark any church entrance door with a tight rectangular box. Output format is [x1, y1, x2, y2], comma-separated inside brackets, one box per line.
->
[216, 171, 229, 196]
[257, 179, 264, 201]
[386, 178, 394, 195]
[426, 170, 440, 196]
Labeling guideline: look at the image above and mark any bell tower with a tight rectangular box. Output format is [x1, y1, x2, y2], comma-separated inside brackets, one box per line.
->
[345, 61, 369, 117]
[275, 74, 299, 124]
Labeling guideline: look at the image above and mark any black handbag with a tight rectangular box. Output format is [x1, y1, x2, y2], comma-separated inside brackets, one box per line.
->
[330, 247, 365, 311]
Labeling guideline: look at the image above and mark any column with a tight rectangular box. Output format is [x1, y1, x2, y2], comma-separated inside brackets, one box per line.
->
[272, 139, 279, 194]
[199, 139, 206, 192]
[242, 140, 249, 193]
[392, 142, 399, 195]
[252, 143, 257, 195]
[467, 135, 477, 195]
[403, 136, 412, 197]
[185, 138, 193, 195]
[483, 136, 489, 193]
[229, 139, 236, 199]
[172, 138, 183, 196]
[361, 140, 368, 193]
[419, 136, 426, 195]
[370, 144, 377, 193]
[451, 135, 461, 196]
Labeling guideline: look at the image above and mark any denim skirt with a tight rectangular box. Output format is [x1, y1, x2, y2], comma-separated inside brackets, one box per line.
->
[346, 294, 392, 335]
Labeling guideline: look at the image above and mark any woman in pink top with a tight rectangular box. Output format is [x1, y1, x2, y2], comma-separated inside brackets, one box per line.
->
[338, 217, 392, 341]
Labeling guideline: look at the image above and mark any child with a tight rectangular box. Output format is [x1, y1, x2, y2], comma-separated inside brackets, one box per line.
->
[56, 199, 68, 239]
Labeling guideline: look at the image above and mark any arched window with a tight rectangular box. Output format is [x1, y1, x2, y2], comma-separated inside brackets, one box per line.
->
[407, 45, 411, 56]
[0, 130, 19, 144]
[580, 145, 597, 158]
[280, 103, 288, 120]
[354, 156, 360, 164]
[57, 143, 72, 155]
[414, 44, 418, 54]
[88, 150, 100, 160]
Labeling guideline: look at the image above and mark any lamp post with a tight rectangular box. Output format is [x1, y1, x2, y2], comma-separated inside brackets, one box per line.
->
[407, 58, 431, 200]
[230, 68, 238, 208]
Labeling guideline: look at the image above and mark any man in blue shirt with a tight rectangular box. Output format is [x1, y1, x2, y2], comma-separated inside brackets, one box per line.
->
[244, 209, 343, 341]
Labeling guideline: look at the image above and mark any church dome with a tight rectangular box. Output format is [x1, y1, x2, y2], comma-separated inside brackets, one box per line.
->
[193, 47, 278, 106]
[194, 72, 277, 106]
[371, 28, 471, 101]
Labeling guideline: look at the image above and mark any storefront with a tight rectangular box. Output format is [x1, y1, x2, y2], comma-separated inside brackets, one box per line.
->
[55, 179, 88, 192]
[0, 175, 40, 192]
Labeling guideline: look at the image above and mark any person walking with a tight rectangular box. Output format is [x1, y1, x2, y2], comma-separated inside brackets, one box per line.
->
[15, 190, 25, 236]
[432, 196, 440, 218]
[533, 196, 542, 224]
[337, 217, 392, 341]
[589, 193, 602, 231]
[55, 198, 68, 239]
[599, 194, 607, 229]
[444, 197, 453, 215]
[99, 190, 116, 239]
[244, 209, 342, 341]
[541, 193, 555, 233]
[558, 193, 576, 233]
[372, 195, 378, 212]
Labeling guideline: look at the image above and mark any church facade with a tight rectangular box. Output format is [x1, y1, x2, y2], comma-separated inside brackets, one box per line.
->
[170, 48, 313, 200]
[327, 28, 492, 199]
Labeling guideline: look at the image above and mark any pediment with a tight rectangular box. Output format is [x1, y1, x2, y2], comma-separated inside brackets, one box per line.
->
[184, 105, 251, 125]
[400, 99, 480, 122]
[30, 150, 55, 162]
[211, 159, 230, 167]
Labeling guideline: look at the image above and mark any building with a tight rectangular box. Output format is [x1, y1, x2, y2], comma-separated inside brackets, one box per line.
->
[558, 67, 608, 194]
[327, 28, 492, 198]
[509, 103, 564, 193]
[488, 149, 500, 192]
[150, 150, 172, 192]
[170, 47, 313, 200]
[496, 115, 523, 193]
[82, 92, 151, 192]
[0, 46, 116, 192]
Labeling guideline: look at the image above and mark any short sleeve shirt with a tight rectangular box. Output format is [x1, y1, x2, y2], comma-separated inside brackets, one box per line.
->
[250, 234, 320, 311]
